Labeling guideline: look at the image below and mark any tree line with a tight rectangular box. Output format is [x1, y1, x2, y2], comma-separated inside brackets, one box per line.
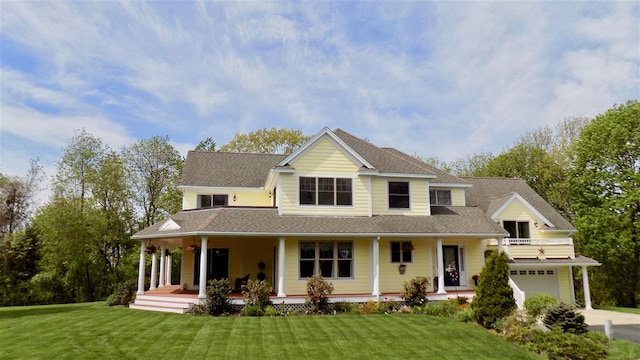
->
[0, 104, 637, 307]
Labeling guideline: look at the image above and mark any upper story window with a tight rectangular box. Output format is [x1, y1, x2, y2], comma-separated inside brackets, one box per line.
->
[429, 189, 452, 206]
[388, 181, 410, 209]
[199, 194, 228, 208]
[503, 220, 530, 239]
[299, 177, 353, 206]
[390, 241, 413, 263]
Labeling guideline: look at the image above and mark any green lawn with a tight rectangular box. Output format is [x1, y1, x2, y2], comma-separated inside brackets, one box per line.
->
[597, 306, 640, 315]
[0, 302, 541, 360]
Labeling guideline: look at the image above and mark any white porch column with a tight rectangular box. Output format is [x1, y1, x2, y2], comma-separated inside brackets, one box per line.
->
[436, 237, 446, 294]
[498, 237, 504, 254]
[277, 237, 286, 297]
[165, 250, 172, 286]
[150, 250, 158, 290]
[582, 265, 593, 310]
[372, 236, 380, 297]
[136, 242, 146, 295]
[198, 237, 208, 299]
[158, 246, 165, 288]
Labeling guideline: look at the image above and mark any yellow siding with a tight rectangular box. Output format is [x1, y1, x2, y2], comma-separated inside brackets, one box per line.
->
[558, 267, 572, 303]
[451, 188, 465, 206]
[279, 137, 370, 216]
[379, 238, 431, 293]
[182, 189, 271, 210]
[495, 200, 545, 238]
[283, 238, 372, 296]
[371, 178, 428, 216]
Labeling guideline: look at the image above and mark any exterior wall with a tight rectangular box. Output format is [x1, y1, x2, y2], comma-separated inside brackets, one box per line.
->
[379, 237, 431, 293]
[495, 200, 545, 238]
[182, 189, 271, 210]
[279, 137, 370, 216]
[371, 178, 429, 216]
[451, 188, 466, 206]
[283, 237, 373, 296]
[558, 267, 572, 303]
[180, 237, 277, 289]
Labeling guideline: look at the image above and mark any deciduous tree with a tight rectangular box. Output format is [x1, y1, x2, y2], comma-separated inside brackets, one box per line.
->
[569, 100, 640, 307]
[220, 127, 310, 154]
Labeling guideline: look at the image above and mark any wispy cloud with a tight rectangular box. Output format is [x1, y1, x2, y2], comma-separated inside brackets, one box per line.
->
[0, 0, 637, 177]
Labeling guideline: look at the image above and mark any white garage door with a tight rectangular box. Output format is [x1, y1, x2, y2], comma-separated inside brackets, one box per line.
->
[510, 268, 560, 299]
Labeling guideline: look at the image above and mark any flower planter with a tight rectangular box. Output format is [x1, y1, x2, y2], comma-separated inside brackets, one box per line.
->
[398, 264, 407, 275]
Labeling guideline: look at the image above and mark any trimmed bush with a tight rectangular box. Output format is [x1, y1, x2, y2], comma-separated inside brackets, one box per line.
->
[400, 276, 430, 307]
[524, 293, 559, 318]
[242, 279, 272, 310]
[543, 302, 588, 334]
[106, 279, 137, 306]
[305, 274, 334, 313]
[204, 278, 232, 316]
[502, 311, 537, 343]
[525, 329, 608, 360]
[378, 299, 400, 314]
[263, 306, 281, 317]
[471, 252, 516, 328]
[331, 301, 351, 314]
[455, 307, 475, 322]
[360, 300, 379, 314]
[241, 304, 264, 316]
[423, 299, 457, 317]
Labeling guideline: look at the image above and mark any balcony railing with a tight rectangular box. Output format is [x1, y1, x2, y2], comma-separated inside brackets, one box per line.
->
[488, 238, 573, 246]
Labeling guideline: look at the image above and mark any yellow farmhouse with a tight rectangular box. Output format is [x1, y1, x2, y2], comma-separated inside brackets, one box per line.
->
[130, 128, 599, 313]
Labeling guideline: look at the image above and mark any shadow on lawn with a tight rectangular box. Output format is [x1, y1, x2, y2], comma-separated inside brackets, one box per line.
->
[0, 304, 94, 320]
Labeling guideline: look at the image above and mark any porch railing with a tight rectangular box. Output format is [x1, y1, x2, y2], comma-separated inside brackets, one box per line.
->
[508, 277, 525, 310]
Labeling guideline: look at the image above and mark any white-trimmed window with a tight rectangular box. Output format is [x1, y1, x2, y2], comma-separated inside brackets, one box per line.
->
[199, 194, 228, 208]
[299, 177, 353, 206]
[390, 241, 413, 263]
[503, 221, 530, 239]
[299, 241, 353, 279]
[388, 181, 410, 209]
[429, 189, 452, 206]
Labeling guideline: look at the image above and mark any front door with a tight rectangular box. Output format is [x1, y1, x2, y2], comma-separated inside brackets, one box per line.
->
[443, 245, 460, 286]
[194, 248, 229, 285]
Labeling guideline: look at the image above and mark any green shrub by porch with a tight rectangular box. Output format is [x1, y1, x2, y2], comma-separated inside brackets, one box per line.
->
[205, 278, 232, 315]
[472, 251, 516, 328]
[400, 276, 430, 307]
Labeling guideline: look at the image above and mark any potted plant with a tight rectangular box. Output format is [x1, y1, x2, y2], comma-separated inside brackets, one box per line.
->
[187, 244, 199, 252]
[144, 244, 156, 254]
[472, 274, 480, 286]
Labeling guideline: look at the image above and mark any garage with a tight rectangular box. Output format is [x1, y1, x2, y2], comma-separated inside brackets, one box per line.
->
[509, 268, 560, 299]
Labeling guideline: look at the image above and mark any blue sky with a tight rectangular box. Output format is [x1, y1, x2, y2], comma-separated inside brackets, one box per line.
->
[1, 1, 638, 198]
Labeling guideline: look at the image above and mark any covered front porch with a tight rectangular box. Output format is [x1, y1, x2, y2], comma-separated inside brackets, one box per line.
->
[131, 235, 488, 313]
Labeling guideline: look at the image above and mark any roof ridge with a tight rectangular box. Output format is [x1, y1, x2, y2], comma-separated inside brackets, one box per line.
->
[188, 150, 287, 156]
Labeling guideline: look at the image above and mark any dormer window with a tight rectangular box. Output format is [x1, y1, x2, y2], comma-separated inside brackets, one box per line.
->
[429, 189, 452, 206]
[388, 181, 410, 209]
[503, 220, 530, 239]
[299, 177, 353, 206]
[199, 194, 228, 208]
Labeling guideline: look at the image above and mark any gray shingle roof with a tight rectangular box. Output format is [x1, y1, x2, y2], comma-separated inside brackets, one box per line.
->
[132, 206, 508, 239]
[180, 151, 286, 187]
[462, 177, 575, 231]
[380, 147, 470, 185]
[509, 256, 600, 266]
[333, 129, 438, 176]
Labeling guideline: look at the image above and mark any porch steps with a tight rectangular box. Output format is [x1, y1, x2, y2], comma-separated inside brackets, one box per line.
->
[130, 294, 197, 314]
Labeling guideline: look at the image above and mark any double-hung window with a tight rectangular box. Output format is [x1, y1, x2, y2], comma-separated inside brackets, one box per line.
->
[429, 189, 452, 206]
[390, 241, 413, 263]
[388, 181, 410, 209]
[299, 177, 353, 206]
[503, 221, 530, 244]
[299, 241, 353, 279]
[199, 194, 228, 208]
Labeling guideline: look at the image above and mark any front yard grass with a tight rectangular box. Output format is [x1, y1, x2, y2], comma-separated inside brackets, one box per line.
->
[597, 306, 640, 315]
[0, 302, 540, 360]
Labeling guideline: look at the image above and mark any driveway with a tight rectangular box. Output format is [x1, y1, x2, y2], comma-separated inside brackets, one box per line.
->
[578, 309, 640, 344]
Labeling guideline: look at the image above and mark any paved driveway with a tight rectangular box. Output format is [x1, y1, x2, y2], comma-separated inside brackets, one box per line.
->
[578, 309, 640, 343]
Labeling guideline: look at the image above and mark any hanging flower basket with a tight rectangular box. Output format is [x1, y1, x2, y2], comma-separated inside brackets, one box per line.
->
[187, 244, 199, 252]
[398, 264, 407, 275]
[144, 244, 156, 254]
[402, 243, 414, 251]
